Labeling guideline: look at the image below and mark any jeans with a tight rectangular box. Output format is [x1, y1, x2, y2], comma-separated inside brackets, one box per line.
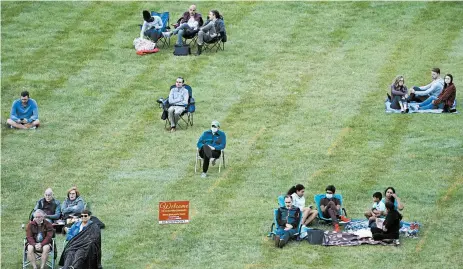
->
[275, 227, 298, 245]
[144, 28, 162, 42]
[322, 201, 339, 223]
[173, 24, 195, 45]
[418, 96, 443, 110]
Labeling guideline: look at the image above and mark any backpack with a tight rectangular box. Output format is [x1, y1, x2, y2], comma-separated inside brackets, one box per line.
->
[304, 229, 325, 245]
[174, 44, 191, 56]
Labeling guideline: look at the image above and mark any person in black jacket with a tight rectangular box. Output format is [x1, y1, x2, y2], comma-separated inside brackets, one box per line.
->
[275, 195, 301, 248]
[370, 201, 402, 240]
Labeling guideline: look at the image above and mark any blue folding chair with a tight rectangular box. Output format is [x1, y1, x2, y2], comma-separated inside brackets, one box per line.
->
[159, 84, 195, 130]
[314, 193, 348, 224]
[151, 11, 170, 48]
[268, 195, 303, 239]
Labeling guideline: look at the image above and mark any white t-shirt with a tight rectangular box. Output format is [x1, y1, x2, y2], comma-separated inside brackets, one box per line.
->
[187, 17, 199, 30]
[372, 200, 386, 212]
[291, 193, 305, 210]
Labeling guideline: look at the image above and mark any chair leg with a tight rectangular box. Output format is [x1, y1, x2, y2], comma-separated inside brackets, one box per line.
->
[222, 151, 226, 168]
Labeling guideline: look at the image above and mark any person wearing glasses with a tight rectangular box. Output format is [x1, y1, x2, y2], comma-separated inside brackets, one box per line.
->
[320, 185, 350, 232]
[164, 5, 204, 46]
[167, 77, 189, 132]
[61, 186, 85, 219]
[275, 195, 301, 248]
[197, 120, 226, 178]
[64, 209, 93, 241]
[26, 209, 54, 269]
[389, 75, 409, 113]
[33, 188, 61, 223]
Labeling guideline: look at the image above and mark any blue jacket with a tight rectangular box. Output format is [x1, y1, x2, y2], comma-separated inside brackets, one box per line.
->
[197, 130, 226, 151]
[10, 98, 39, 123]
[66, 220, 93, 241]
[277, 206, 301, 229]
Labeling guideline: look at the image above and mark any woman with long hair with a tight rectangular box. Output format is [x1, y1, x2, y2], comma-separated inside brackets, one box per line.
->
[381, 187, 404, 211]
[195, 10, 226, 55]
[370, 201, 402, 240]
[390, 75, 409, 113]
[287, 184, 318, 227]
[418, 74, 456, 112]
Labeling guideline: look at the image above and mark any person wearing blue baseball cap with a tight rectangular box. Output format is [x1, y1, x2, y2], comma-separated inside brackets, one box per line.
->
[196, 120, 226, 178]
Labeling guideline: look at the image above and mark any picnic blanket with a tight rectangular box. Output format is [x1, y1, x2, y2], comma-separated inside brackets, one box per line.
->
[322, 231, 400, 246]
[385, 100, 458, 114]
[344, 219, 421, 238]
[133, 37, 159, 55]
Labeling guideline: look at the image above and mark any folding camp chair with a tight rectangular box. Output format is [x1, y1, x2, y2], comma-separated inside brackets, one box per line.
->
[268, 195, 303, 239]
[158, 84, 194, 130]
[195, 149, 225, 173]
[22, 237, 56, 269]
[203, 32, 226, 53]
[151, 11, 170, 48]
[182, 31, 199, 48]
[314, 193, 348, 224]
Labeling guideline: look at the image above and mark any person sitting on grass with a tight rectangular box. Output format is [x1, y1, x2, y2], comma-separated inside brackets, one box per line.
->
[370, 201, 402, 241]
[164, 4, 204, 46]
[26, 209, 54, 269]
[6, 91, 40, 129]
[195, 10, 226, 55]
[275, 195, 301, 248]
[364, 192, 386, 224]
[382, 186, 404, 211]
[320, 185, 350, 232]
[140, 10, 163, 42]
[197, 120, 226, 178]
[408, 67, 444, 102]
[64, 209, 93, 241]
[389, 75, 409, 113]
[287, 184, 318, 228]
[167, 77, 189, 133]
[417, 74, 456, 112]
[33, 188, 61, 223]
[61, 186, 85, 219]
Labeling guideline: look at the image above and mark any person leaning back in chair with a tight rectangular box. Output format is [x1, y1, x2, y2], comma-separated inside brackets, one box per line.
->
[168, 77, 189, 133]
[7, 90, 40, 129]
[275, 195, 301, 248]
[26, 209, 54, 269]
[163, 4, 204, 46]
[197, 120, 226, 178]
[33, 188, 61, 223]
[195, 10, 226, 55]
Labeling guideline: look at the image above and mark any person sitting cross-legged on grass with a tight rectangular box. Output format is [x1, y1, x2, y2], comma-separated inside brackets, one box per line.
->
[168, 77, 189, 133]
[287, 184, 318, 228]
[26, 209, 53, 269]
[33, 188, 61, 223]
[140, 10, 163, 42]
[408, 67, 444, 103]
[417, 74, 456, 112]
[364, 192, 386, 224]
[64, 209, 93, 241]
[382, 186, 404, 211]
[61, 186, 85, 220]
[197, 120, 226, 178]
[370, 201, 402, 241]
[6, 90, 40, 129]
[164, 4, 204, 46]
[320, 185, 350, 232]
[195, 10, 225, 55]
[389, 75, 409, 113]
[275, 195, 301, 248]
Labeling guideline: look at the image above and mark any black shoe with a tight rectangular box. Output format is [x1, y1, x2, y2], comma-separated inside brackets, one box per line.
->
[274, 235, 280, 247]
[401, 110, 405, 114]
[195, 45, 203, 56]
[405, 108, 409, 113]
[387, 93, 392, 102]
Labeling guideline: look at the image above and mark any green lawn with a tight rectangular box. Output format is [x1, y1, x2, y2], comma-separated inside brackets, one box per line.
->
[2, 1, 463, 268]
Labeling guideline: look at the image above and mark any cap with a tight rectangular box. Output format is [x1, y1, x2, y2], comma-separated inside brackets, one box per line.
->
[211, 120, 220, 128]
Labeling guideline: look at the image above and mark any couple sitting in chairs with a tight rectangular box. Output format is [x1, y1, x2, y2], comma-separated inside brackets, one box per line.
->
[166, 8, 226, 55]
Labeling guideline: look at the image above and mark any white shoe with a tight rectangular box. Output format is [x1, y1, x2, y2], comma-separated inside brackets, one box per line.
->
[162, 32, 172, 37]
[201, 172, 207, 178]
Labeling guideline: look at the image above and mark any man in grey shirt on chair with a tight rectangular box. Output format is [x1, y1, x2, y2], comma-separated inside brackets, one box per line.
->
[168, 77, 189, 133]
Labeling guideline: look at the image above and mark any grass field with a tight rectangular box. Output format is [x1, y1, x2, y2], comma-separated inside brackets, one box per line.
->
[1, 1, 463, 269]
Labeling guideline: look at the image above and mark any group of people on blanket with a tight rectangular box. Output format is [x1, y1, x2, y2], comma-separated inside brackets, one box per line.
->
[140, 4, 226, 55]
[275, 184, 404, 248]
[389, 67, 457, 113]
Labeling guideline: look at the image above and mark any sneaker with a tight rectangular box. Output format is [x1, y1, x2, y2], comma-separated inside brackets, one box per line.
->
[200, 172, 207, 178]
[274, 235, 280, 247]
[340, 216, 351, 223]
[170, 127, 176, 133]
[30, 126, 37, 129]
[300, 231, 308, 239]
[162, 32, 172, 37]
[334, 223, 341, 233]
[211, 158, 217, 166]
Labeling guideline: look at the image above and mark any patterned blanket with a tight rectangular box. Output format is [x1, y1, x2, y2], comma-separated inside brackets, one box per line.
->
[322, 231, 400, 246]
[344, 219, 421, 238]
[385, 100, 458, 114]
